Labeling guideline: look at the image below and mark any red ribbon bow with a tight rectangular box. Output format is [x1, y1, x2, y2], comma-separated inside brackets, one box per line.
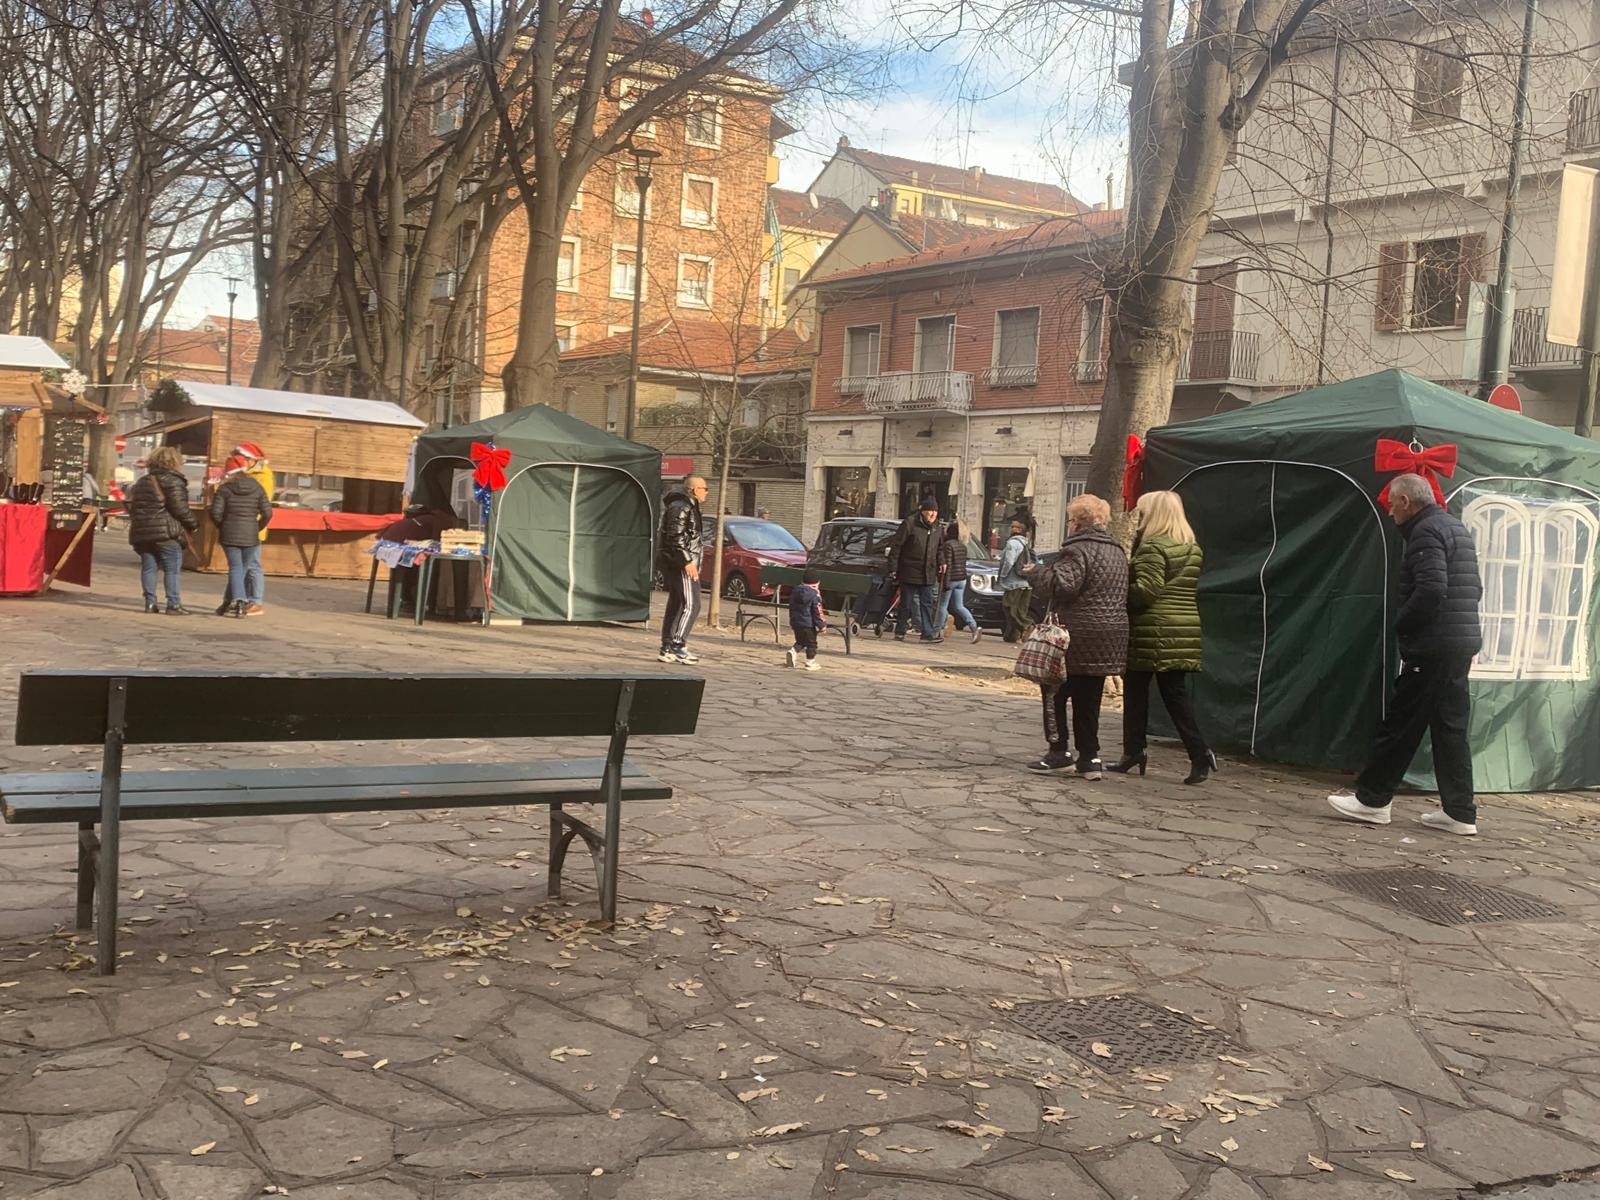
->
[1374, 438, 1456, 509]
[1122, 434, 1145, 514]
[470, 442, 511, 491]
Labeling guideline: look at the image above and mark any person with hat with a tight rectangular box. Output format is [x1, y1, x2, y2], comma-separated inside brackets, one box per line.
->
[234, 442, 275, 528]
[210, 455, 273, 616]
[884, 496, 944, 642]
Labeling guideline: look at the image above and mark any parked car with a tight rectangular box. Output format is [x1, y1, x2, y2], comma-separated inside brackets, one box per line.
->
[699, 516, 807, 600]
[809, 516, 1009, 630]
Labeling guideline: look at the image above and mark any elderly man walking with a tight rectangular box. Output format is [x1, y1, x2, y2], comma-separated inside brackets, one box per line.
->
[1328, 472, 1484, 835]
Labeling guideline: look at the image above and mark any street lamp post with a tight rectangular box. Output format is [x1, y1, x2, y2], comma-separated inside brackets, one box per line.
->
[399, 223, 427, 416]
[624, 142, 661, 442]
[224, 277, 240, 385]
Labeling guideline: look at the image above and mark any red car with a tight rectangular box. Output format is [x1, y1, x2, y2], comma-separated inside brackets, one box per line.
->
[700, 516, 808, 600]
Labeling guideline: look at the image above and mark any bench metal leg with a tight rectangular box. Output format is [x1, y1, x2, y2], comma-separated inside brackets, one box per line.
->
[95, 679, 128, 976]
[75, 822, 96, 930]
[598, 681, 635, 926]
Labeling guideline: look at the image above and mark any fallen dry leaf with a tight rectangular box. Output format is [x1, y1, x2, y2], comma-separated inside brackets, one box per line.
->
[855, 1149, 881, 1162]
[940, 1120, 1006, 1139]
[549, 1046, 592, 1061]
[752, 1055, 778, 1064]
[1221, 1137, 1239, 1152]
[1307, 1155, 1334, 1172]
[1091, 1042, 1113, 1058]
[738, 1087, 778, 1102]
[1383, 1169, 1415, 1181]
[190, 1141, 216, 1156]
[754, 1122, 806, 1137]
[768, 1152, 794, 1169]
[887, 1144, 930, 1154]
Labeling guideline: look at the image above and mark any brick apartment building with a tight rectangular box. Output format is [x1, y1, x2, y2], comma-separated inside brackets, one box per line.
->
[805, 212, 1126, 550]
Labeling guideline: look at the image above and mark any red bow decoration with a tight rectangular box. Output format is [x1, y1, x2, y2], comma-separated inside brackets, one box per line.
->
[1375, 438, 1457, 509]
[1122, 434, 1145, 513]
[470, 441, 511, 491]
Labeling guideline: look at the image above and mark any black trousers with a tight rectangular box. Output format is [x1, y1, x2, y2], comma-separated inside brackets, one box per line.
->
[1355, 653, 1476, 824]
[791, 625, 819, 660]
[1040, 675, 1107, 765]
[661, 568, 701, 651]
[1123, 670, 1210, 763]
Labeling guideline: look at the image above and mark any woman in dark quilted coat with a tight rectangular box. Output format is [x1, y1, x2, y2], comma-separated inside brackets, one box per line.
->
[1027, 493, 1128, 779]
[1111, 490, 1217, 785]
[125, 445, 198, 614]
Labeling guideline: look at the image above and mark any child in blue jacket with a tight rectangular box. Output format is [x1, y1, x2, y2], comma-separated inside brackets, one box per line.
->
[786, 567, 828, 671]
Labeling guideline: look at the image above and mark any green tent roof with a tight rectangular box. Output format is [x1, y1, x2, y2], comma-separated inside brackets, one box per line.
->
[415, 403, 660, 475]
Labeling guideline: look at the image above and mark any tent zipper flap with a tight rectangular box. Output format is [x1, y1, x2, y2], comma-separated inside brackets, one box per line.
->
[567, 466, 579, 622]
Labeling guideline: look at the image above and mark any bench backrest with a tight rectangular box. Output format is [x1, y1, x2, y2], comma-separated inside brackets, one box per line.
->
[758, 565, 872, 594]
[15, 671, 703, 746]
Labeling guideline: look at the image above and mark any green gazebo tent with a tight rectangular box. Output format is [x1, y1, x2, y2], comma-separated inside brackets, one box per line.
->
[410, 405, 660, 623]
[1142, 369, 1600, 793]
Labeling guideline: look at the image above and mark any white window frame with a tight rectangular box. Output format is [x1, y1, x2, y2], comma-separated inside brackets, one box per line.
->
[686, 95, 723, 147]
[1463, 494, 1597, 681]
[676, 254, 714, 309]
[556, 322, 576, 353]
[841, 324, 881, 393]
[557, 237, 581, 293]
[610, 244, 644, 300]
[430, 85, 465, 135]
[607, 324, 632, 338]
[617, 79, 656, 138]
[914, 313, 957, 374]
[1077, 297, 1106, 382]
[989, 306, 1041, 386]
[681, 174, 719, 229]
[614, 174, 652, 219]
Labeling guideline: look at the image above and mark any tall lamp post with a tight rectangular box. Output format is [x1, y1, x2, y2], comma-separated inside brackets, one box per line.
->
[398, 222, 427, 416]
[224, 277, 240, 385]
[624, 141, 661, 442]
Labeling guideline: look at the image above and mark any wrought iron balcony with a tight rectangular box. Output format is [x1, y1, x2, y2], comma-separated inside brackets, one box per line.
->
[862, 370, 974, 414]
[982, 363, 1039, 388]
[1074, 358, 1105, 383]
[1511, 306, 1583, 369]
[1178, 330, 1260, 383]
[1570, 87, 1600, 153]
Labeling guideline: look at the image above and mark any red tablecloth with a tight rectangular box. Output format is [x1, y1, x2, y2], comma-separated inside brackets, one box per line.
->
[267, 510, 401, 533]
[0, 505, 49, 594]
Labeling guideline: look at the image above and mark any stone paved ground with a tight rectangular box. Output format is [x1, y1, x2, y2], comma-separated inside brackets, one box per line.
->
[3, 550, 1600, 1199]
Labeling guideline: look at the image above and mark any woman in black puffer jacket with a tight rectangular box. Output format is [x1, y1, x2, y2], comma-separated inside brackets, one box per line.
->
[126, 445, 198, 614]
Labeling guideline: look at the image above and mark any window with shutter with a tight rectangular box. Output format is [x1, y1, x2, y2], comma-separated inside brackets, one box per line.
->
[1375, 243, 1408, 331]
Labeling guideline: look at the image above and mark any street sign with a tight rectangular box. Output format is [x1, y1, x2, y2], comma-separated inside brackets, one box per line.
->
[1549, 163, 1600, 349]
[114, 435, 127, 453]
[1488, 383, 1522, 412]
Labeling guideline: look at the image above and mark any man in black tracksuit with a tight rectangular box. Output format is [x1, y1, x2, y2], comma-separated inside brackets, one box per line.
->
[658, 476, 708, 664]
[1329, 472, 1484, 835]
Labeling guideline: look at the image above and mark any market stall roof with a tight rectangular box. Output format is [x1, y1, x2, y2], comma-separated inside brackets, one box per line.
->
[178, 381, 425, 428]
[0, 336, 68, 371]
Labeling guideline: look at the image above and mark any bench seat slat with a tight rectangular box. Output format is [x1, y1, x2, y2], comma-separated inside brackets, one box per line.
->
[1, 758, 668, 824]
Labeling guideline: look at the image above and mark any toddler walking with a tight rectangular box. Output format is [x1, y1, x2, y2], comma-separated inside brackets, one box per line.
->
[785, 567, 828, 671]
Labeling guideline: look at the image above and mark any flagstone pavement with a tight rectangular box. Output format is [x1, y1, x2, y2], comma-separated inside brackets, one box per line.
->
[3, 550, 1600, 1199]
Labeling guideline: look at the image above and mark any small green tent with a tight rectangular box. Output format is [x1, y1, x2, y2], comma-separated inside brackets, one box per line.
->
[1143, 369, 1600, 793]
[410, 406, 660, 623]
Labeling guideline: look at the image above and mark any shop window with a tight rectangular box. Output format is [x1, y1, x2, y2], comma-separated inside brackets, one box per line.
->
[825, 466, 873, 519]
[1463, 495, 1596, 681]
[981, 467, 1030, 554]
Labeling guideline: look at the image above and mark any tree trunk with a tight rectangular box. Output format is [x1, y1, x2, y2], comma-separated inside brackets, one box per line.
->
[502, 204, 563, 409]
[707, 412, 735, 630]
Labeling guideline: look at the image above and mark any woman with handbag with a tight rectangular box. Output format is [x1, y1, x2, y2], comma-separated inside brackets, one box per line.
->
[126, 445, 198, 614]
[1026, 494, 1128, 779]
[1110, 490, 1217, 784]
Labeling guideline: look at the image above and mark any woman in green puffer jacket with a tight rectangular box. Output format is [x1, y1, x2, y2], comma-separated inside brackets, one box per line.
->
[1109, 490, 1217, 785]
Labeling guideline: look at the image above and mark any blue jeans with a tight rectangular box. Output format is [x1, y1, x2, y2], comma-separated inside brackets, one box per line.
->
[934, 581, 976, 632]
[136, 540, 184, 608]
[895, 583, 937, 639]
[224, 543, 264, 606]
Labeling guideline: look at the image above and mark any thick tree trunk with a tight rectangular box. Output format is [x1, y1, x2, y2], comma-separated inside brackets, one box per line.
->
[707, 414, 735, 629]
[502, 204, 563, 409]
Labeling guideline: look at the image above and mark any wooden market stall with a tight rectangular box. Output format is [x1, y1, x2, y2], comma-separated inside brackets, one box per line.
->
[0, 336, 98, 595]
[129, 381, 425, 580]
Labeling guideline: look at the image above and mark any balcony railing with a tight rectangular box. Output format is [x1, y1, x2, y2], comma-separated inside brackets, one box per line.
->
[1511, 306, 1584, 369]
[837, 375, 873, 396]
[1074, 358, 1105, 383]
[1570, 87, 1600, 153]
[1178, 330, 1260, 383]
[862, 370, 974, 414]
[982, 363, 1039, 388]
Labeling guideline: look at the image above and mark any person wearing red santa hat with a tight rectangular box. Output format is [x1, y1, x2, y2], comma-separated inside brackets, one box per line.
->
[211, 455, 273, 616]
[232, 442, 275, 519]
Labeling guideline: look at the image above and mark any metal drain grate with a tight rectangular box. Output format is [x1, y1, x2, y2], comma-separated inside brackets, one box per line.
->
[1310, 866, 1564, 926]
[1008, 996, 1234, 1066]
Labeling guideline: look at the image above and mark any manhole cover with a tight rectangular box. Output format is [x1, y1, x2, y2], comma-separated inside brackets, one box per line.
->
[1309, 866, 1564, 926]
[1008, 996, 1233, 1066]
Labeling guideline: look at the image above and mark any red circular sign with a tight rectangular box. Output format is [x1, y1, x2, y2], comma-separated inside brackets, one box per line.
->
[114, 435, 127, 452]
[1488, 383, 1521, 412]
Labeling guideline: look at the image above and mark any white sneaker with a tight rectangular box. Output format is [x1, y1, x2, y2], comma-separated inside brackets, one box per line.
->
[1327, 792, 1391, 825]
[657, 650, 677, 663]
[803, 659, 820, 671]
[784, 648, 797, 668]
[970, 625, 982, 643]
[1420, 809, 1478, 836]
[676, 649, 700, 664]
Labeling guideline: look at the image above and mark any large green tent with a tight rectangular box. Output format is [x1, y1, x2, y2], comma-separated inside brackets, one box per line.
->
[410, 405, 660, 623]
[1142, 369, 1600, 793]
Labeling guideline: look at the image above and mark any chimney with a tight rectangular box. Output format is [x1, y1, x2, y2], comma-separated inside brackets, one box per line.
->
[910, 170, 919, 186]
[1106, 171, 1115, 210]
[808, 191, 818, 209]
[838, 134, 850, 149]
[970, 166, 984, 183]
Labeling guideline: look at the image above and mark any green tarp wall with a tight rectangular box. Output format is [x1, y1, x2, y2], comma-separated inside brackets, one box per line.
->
[411, 405, 660, 623]
[1143, 369, 1600, 793]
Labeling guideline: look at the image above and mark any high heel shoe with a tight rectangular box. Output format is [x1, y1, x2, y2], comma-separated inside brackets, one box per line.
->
[1184, 750, 1218, 786]
[1108, 753, 1148, 776]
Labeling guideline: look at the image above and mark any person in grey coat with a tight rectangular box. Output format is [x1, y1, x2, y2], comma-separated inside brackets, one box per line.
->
[210, 456, 273, 616]
[1028, 493, 1129, 778]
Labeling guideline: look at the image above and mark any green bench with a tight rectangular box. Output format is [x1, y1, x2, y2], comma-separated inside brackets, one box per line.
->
[736, 565, 872, 655]
[0, 670, 703, 975]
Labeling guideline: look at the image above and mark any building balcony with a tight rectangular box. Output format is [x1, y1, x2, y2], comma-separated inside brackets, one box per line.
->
[982, 363, 1038, 388]
[1074, 359, 1105, 383]
[1511, 305, 1584, 370]
[861, 370, 973, 415]
[1569, 87, 1600, 153]
[1179, 330, 1260, 383]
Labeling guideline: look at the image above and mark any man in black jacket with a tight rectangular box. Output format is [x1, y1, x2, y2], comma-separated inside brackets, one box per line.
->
[885, 496, 943, 642]
[657, 476, 708, 664]
[1329, 473, 1484, 835]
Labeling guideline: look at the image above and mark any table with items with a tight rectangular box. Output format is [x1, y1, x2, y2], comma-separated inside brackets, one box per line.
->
[365, 539, 490, 626]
